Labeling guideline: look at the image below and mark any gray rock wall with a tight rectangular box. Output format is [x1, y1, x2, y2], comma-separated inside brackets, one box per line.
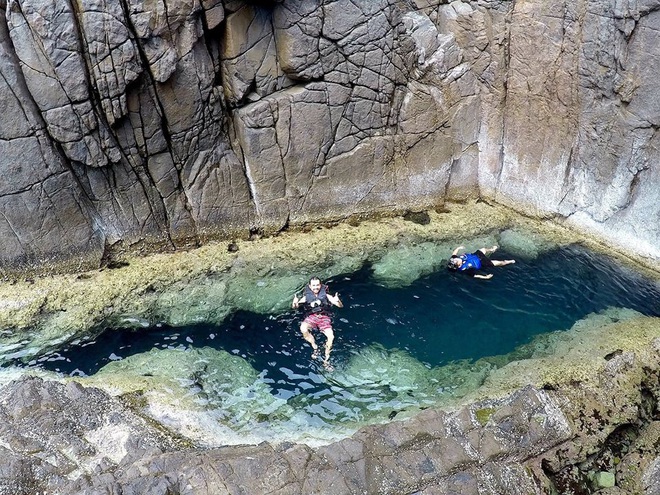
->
[488, 0, 660, 261]
[0, 0, 658, 271]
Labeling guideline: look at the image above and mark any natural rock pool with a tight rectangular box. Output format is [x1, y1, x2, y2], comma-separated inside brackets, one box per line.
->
[12, 242, 660, 446]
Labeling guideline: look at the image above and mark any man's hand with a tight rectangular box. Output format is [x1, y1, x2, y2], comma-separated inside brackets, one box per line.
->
[292, 294, 300, 308]
[327, 292, 343, 308]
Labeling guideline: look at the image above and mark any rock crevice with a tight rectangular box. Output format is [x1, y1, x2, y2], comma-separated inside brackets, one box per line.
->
[4, 0, 657, 271]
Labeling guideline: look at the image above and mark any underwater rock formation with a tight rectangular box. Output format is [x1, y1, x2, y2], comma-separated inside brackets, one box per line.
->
[0, 0, 658, 271]
[4, 317, 660, 494]
[0, 210, 658, 494]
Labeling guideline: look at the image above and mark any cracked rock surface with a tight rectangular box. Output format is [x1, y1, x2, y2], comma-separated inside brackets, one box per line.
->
[1, 0, 658, 273]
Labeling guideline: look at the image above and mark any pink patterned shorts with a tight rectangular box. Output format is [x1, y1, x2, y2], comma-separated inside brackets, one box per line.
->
[303, 313, 332, 333]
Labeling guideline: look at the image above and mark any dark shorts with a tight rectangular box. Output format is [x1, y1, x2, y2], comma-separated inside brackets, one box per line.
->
[476, 250, 494, 268]
[303, 313, 333, 333]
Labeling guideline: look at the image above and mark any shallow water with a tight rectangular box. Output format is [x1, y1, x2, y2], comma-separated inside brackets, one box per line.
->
[14, 244, 660, 444]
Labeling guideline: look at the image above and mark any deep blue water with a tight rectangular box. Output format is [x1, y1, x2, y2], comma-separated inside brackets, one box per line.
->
[24, 245, 660, 382]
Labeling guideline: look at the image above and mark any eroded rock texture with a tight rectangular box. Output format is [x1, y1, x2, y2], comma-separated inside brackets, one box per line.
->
[5, 339, 660, 494]
[0, 0, 659, 270]
[488, 0, 660, 259]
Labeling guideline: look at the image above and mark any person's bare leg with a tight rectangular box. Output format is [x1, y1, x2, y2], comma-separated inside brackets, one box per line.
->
[492, 259, 515, 266]
[323, 328, 335, 370]
[480, 245, 499, 256]
[300, 322, 319, 358]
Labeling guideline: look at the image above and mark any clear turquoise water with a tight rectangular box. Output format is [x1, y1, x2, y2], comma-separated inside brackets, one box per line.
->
[28, 245, 660, 374]
[14, 244, 660, 442]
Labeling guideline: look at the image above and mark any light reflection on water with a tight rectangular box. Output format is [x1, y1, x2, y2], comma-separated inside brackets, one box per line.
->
[10, 245, 660, 443]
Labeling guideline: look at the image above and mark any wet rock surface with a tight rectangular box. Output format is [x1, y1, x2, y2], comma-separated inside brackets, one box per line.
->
[0, 206, 658, 493]
[4, 326, 660, 494]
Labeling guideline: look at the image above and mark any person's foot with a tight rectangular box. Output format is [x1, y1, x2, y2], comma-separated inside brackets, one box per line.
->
[311, 348, 320, 359]
[323, 360, 334, 371]
[506, 259, 515, 265]
[491, 245, 498, 252]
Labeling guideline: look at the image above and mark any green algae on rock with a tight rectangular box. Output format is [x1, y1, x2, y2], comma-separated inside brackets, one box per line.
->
[0, 201, 659, 449]
[0, 202, 519, 362]
[64, 311, 660, 447]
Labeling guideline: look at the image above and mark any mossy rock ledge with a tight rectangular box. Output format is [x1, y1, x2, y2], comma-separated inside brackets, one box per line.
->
[0, 204, 659, 494]
[2, 322, 660, 494]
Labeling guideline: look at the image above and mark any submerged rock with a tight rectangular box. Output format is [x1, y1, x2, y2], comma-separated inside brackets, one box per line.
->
[498, 228, 560, 260]
[5, 321, 660, 495]
[370, 240, 452, 287]
[0, 202, 658, 493]
[81, 346, 297, 445]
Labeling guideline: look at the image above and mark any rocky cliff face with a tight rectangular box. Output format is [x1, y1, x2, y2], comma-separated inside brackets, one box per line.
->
[0, 0, 658, 271]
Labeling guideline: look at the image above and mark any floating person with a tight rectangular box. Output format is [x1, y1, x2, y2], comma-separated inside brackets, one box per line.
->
[292, 276, 343, 370]
[446, 245, 515, 279]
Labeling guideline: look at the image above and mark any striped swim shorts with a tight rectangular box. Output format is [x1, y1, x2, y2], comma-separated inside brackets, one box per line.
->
[303, 313, 332, 333]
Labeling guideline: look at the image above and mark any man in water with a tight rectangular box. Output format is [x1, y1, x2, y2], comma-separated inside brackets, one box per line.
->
[292, 277, 343, 369]
[447, 245, 515, 279]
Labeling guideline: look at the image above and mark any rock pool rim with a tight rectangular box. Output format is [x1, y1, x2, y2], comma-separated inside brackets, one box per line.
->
[0, 200, 658, 284]
[0, 199, 659, 452]
[0, 201, 658, 343]
[0, 205, 445, 282]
